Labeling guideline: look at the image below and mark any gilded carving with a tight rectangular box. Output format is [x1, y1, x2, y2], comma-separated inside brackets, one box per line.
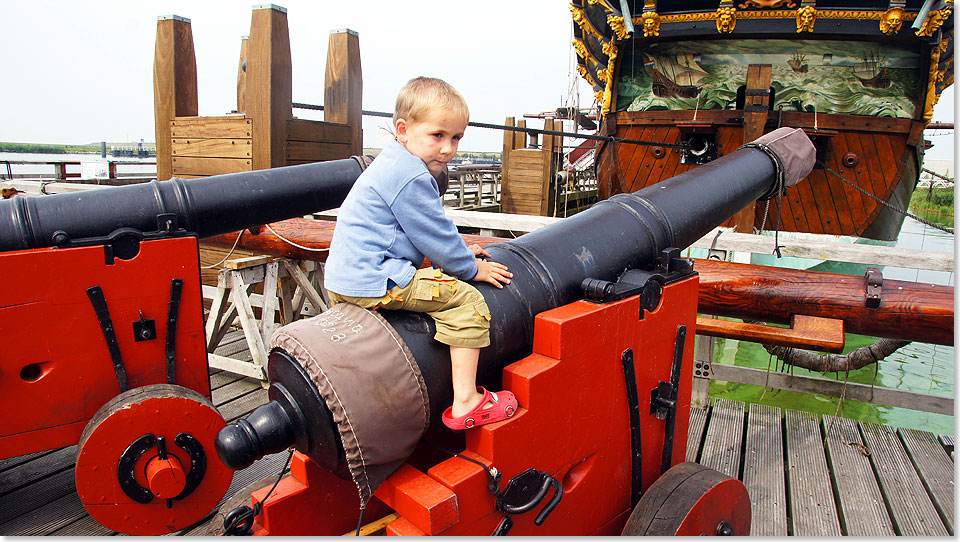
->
[716, 7, 737, 32]
[586, 0, 615, 11]
[739, 0, 794, 8]
[608, 15, 629, 40]
[923, 45, 942, 123]
[602, 41, 619, 61]
[573, 5, 607, 41]
[641, 11, 661, 36]
[572, 39, 598, 65]
[915, 4, 951, 37]
[879, 7, 905, 34]
[597, 67, 610, 82]
[577, 65, 599, 89]
[796, 6, 817, 32]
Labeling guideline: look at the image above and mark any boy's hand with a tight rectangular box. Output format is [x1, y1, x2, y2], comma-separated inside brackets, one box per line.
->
[472, 258, 512, 288]
[467, 243, 491, 258]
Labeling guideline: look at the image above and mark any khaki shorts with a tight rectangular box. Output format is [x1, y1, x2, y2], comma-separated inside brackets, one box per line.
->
[328, 267, 492, 348]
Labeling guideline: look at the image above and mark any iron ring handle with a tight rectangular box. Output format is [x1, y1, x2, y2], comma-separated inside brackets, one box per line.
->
[533, 477, 562, 526]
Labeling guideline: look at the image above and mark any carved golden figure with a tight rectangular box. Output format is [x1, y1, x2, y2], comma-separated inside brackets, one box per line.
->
[716, 6, 737, 33]
[739, 0, 794, 7]
[796, 5, 816, 32]
[880, 7, 905, 34]
[641, 11, 661, 36]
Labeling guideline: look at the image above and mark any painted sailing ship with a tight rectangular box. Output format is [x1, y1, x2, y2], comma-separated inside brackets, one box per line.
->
[571, 0, 954, 240]
[645, 52, 710, 98]
[854, 51, 892, 88]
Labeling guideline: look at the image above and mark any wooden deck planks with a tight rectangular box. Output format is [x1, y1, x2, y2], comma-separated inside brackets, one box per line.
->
[785, 409, 841, 536]
[698, 397, 744, 479]
[860, 421, 949, 536]
[898, 427, 954, 534]
[742, 403, 787, 536]
[823, 415, 894, 536]
[686, 406, 708, 462]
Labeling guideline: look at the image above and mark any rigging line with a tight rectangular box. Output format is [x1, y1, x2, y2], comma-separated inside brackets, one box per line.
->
[819, 160, 954, 235]
[292, 102, 689, 150]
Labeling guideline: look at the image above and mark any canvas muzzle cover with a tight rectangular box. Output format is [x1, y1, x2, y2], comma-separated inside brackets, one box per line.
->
[268, 302, 430, 506]
[741, 127, 816, 198]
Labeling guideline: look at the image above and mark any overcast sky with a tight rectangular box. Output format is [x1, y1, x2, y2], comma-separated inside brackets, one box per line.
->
[0, 1, 954, 158]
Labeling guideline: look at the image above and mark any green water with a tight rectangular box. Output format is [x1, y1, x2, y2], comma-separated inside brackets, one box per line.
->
[695, 216, 955, 435]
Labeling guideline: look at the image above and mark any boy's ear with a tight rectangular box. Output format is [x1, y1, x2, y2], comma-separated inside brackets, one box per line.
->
[394, 118, 408, 141]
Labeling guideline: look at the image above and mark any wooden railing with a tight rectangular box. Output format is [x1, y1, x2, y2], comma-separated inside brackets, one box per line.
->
[0, 159, 157, 184]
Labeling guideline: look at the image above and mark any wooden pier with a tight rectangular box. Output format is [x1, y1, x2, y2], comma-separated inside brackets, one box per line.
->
[0, 330, 952, 536]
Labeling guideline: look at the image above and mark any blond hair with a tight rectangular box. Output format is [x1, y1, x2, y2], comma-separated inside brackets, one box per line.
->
[393, 77, 469, 125]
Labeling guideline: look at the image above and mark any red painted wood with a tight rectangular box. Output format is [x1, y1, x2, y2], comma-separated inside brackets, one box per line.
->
[0, 237, 211, 460]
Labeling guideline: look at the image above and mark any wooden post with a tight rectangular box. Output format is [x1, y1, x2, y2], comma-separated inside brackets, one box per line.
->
[502, 117, 515, 164]
[247, 5, 292, 170]
[732, 64, 772, 233]
[153, 15, 198, 181]
[324, 29, 363, 157]
[237, 35, 249, 113]
[691, 323, 717, 410]
[542, 119, 556, 216]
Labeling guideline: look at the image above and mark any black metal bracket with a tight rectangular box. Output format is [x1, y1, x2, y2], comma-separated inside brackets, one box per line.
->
[118, 433, 157, 504]
[649, 325, 687, 476]
[173, 432, 208, 501]
[87, 286, 129, 392]
[165, 279, 184, 384]
[621, 348, 643, 508]
[865, 267, 882, 309]
[493, 468, 562, 533]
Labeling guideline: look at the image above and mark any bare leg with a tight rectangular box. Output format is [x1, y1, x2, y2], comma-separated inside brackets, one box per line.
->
[449, 346, 493, 417]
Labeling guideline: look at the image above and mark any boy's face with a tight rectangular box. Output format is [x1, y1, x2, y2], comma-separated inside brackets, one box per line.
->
[395, 107, 467, 174]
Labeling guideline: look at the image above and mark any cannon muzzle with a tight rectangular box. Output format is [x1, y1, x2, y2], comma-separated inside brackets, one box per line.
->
[215, 128, 816, 477]
[0, 158, 365, 252]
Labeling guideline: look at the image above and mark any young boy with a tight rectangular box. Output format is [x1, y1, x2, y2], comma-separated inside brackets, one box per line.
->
[324, 77, 516, 430]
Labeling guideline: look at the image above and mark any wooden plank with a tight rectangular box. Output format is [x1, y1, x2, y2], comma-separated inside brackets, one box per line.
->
[898, 428, 954, 534]
[172, 156, 252, 176]
[0, 468, 75, 524]
[822, 415, 894, 536]
[324, 30, 362, 156]
[247, 5, 292, 169]
[286, 140, 353, 162]
[860, 421, 949, 535]
[237, 35, 248, 113]
[698, 397, 743, 479]
[0, 449, 55, 473]
[287, 119, 352, 143]
[696, 314, 844, 353]
[171, 116, 253, 139]
[688, 227, 954, 272]
[0, 492, 85, 536]
[153, 16, 198, 181]
[172, 137, 252, 159]
[218, 388, 271, 423]
[49, 515, 115, 536]
[212, 377, 263, 406]
[710, 364, 954, 416]
[0, 446, 74, 494]
[784, 409, 841, 536]
[939, 434, 955, 456]
[742, 403, 786, 536]
[686, 406, 707, 462]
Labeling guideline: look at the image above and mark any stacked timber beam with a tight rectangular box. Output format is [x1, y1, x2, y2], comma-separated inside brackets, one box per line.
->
[153, 5, 361, 181]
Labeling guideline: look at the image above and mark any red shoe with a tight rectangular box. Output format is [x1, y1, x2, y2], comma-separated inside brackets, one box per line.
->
[442, 387, 518, 430]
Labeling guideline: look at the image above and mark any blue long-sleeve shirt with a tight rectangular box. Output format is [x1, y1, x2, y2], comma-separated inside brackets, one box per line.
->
[324, 141, 478, 297]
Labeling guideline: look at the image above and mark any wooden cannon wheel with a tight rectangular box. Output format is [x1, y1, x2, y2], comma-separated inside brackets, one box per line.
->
[621, 462, 751, 536]
[75, 384, 233, 535]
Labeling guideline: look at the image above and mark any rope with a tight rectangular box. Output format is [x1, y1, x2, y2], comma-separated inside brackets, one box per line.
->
[819, 160, 954, 235]
[222, 449, 294, 536]
[264, 223, 330, 252]
[201, 230, 244, 269]
[291, 102, 688, 150]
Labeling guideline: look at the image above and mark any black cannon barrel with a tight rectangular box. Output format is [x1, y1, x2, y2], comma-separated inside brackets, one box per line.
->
[0, 158, 364, 252]
[216, 130, 815, 472]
